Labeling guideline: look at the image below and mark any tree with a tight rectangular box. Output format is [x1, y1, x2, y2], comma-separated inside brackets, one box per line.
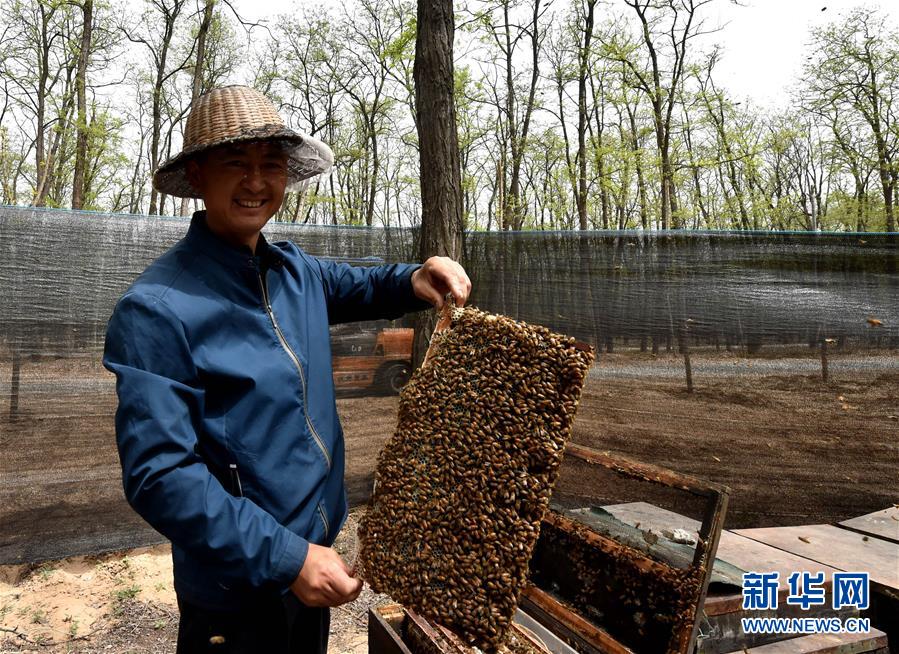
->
[0, 19, 27, 205]
[693, 51, 761, 229]
[275, 12, 349, 225]
[0, 0, 82, 207]
[473, 0, 549, 230]
[545, 15, 578, 230]
[574, 0, 597, 230]
[412, 0, 463, 366]
[802, 8, 898, 232]
[79, 104, 129, 210]
[71, 0, 93, 209]
[4, 0, 897, 233]
[606, 0, 715, 229]
[174, 0, 215, 216]
[333, 0, 411, 227]
[454, 65, 492, 229]
[122, 0, 194, 216]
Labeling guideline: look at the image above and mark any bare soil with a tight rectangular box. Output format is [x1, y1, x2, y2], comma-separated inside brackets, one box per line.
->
[0, 510, 382, 654]
[341, 350, 899, 528]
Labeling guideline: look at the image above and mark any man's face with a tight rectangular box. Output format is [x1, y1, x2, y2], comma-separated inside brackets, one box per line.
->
[185, 140, 289, 249]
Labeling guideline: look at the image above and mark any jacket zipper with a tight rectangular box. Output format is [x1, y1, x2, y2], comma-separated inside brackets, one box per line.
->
[256, 270, 332, 470]
[317, 503, 330, 540]
[228, 463, 244, 497]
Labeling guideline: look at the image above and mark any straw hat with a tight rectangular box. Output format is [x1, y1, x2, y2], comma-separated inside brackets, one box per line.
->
[153, 85, 334, 198]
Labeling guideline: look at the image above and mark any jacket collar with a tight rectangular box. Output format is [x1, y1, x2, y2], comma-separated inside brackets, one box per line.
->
[185, 211, 285, 271]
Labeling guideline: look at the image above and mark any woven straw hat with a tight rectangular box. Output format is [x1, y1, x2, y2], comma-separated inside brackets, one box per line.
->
[153, 85, 334, 198]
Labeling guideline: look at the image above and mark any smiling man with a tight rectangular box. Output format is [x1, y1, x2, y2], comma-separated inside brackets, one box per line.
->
[185, 141, 291, 251]
[103, 86, 470, 653]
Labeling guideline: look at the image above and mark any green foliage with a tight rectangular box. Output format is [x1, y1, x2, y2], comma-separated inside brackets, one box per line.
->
[114, 585, 141, 600]
[383, 15, 416, 64]
[1, 0, 897, 231]
[66, 616, 80, 637]
[109, 584, 141, 617]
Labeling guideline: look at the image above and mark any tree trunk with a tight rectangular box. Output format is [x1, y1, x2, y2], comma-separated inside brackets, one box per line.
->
[654, 109, 671, 229]
[627, 104, 649, 230]
[589, 75, 609, 229]
[33, 5, 52, 207]
[505, 0, 542, 231]
[147, 3, 183, 216]
[502, 2, 516, 231]
[180, 0, 215, 216]
[554, 66, 578, 229]
[880, 167, 895, 233]
[35, 74, 77, 207]
[412, 0, 463, 368]
[329, 173, 337, 225]
[575, 0, 596, 230]
[366, 121, 378, 227]
[71, 0, 94, 210]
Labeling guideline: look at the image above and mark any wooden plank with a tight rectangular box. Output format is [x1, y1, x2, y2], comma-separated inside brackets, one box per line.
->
[368, 604, 414, 654]
[839, 507, 899, 545]
[564, 443, 727, 498]
[691, 489, 730, 654]
[602, 502, 842, 615]
[513, 609, 580, 654]
[697, 604, 861, 654]
[734, 524, 899, 592]
[724, 628, 888, 653]
[520, 586, 635, 654]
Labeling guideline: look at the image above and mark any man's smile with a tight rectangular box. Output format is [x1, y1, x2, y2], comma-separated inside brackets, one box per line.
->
[234, 199, 266, 208]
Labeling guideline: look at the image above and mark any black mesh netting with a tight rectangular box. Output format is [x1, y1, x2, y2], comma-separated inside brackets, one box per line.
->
[1, 205, 897, 564]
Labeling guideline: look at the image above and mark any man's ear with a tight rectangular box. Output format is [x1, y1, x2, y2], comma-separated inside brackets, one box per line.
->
[184, 158, 203, 193]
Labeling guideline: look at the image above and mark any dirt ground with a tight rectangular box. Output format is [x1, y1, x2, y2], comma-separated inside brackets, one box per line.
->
[340, 349, 899, 528]
[1, 348, 897, 652]
[0, 510, 382, 654]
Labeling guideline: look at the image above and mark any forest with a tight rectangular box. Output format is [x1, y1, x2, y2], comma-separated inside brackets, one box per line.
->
[1, 0, 898, 233]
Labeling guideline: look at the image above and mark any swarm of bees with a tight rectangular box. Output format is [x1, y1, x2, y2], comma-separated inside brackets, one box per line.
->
[531, 517, 702, 654]
[358, 306, 595, 651]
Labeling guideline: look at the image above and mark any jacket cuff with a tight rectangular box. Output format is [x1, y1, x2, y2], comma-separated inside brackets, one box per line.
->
[273, 532, 309, 589]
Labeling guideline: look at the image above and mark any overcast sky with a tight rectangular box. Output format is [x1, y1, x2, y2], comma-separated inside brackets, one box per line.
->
[232, 0, 894, 110]
[709, 0, 893, 108]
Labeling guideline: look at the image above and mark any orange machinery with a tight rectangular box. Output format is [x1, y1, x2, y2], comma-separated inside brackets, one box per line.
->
[331, 327, 413, 394]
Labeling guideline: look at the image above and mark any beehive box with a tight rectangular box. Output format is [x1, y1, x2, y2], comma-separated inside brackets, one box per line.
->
[358, 307, 595, 651]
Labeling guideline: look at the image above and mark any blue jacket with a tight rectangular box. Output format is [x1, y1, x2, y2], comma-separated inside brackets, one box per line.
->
[103, 212, 428, 610]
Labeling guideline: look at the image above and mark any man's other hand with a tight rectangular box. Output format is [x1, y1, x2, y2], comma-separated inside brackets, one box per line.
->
[411, 256, 472, 308]
[289, 543, 363, 607]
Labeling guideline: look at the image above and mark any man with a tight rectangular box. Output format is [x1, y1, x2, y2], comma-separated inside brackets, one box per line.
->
[103, 85, 470, 653]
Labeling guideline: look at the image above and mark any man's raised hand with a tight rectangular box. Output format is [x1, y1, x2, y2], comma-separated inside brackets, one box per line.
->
[411, 256, 472, 308]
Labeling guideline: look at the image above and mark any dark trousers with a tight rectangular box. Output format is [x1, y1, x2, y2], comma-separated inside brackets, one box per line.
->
[175, 592, 329, 654]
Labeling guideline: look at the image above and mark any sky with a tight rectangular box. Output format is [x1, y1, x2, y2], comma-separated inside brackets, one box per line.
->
[232, 0, 895, 110]
[709, 0, 893, 108]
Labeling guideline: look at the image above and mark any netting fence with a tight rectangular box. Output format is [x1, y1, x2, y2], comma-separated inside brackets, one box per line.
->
[1, 205, 897, 564]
